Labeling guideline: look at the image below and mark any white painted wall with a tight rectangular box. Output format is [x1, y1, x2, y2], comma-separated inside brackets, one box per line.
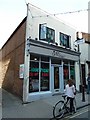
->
[79, 43, 88, 63]
[75, 62, 80, 91]
[27, 4, 76, 50]
[79, 42, 90, 63]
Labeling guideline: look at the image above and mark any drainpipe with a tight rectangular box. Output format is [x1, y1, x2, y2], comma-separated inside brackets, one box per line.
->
[76, 32, 85, 102]
[23, 3, 30, 103]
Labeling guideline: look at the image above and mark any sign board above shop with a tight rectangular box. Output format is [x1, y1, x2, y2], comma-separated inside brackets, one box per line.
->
[30, 45, 79, 61]
[74, 38, 85, 45]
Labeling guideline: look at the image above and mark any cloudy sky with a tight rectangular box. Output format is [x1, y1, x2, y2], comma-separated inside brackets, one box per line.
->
[0, 0, 89, 48]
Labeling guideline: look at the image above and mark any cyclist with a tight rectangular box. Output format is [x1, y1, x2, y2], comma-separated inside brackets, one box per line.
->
[64, 79, 76, 114]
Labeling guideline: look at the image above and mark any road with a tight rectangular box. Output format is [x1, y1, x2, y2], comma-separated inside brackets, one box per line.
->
[63, 106, 89, 120]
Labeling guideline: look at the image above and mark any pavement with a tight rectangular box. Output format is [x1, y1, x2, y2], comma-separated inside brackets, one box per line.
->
[0, 89, 90, 119]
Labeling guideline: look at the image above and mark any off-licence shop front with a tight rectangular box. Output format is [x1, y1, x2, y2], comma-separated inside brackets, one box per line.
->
[24, 39, 79, 102]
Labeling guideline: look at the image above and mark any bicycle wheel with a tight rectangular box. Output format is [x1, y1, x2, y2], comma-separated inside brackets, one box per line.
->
[53, 100, 65, 119]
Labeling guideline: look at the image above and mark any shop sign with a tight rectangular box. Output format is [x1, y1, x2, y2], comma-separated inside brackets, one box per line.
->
[30, 68, 49, 72]
[30, 68, 49, 77]
[74, 38, 85, 45]
[19, 64, 24, 79]
[52, 50, 60, 57]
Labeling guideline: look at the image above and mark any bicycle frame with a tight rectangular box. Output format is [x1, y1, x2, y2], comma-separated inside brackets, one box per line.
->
[53, 94, 76, 119]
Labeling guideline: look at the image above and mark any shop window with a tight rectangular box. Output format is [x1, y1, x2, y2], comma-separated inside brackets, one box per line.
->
[59, 32, 71, 48]
[30, 54, 39, 61]
[40, 62, 49, 91]
[70, 61, 75, 65]
[51, 58, 61, 64]
[39, 24, 55, 43]
[63, 61, 75, 88]
[29, 54, 50, 93]
[29, 61, 39, 92]
[41, 56, 49, 62]
[63, 64, 69, 88]
[63, 60, 68, 65]
[70, 66, 75, 80]
[70, 65, 76, 87]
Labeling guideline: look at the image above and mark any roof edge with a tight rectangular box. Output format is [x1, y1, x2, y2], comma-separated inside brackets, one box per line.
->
[2, 16, 27, 49]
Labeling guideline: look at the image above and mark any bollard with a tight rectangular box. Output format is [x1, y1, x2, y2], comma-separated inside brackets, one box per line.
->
[82, 85, 85, 102]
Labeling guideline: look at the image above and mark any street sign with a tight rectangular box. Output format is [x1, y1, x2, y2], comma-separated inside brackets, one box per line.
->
[74, 38, 85, 45]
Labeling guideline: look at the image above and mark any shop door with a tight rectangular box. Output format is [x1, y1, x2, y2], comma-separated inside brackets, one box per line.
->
[54, 66, 59, 91]
[51, 65, 64, 93]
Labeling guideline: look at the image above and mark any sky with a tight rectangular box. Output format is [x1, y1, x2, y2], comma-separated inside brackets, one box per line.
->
[0, 0, 89, 49]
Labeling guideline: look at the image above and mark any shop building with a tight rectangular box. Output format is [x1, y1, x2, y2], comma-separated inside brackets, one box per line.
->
[78, 32, 90, 88]
[0, 4, 80, 102]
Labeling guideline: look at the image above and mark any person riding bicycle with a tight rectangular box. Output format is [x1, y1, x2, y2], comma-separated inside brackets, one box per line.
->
[64, 79, 76, 114]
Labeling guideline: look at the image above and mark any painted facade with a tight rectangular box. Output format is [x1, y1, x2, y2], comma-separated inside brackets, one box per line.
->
[23, 4, 80, 102]
[79, 32, 90, 87]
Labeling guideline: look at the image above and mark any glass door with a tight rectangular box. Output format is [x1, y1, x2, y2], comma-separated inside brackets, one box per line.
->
[54, 66, 59, 90]
[51, 65, 64, 93]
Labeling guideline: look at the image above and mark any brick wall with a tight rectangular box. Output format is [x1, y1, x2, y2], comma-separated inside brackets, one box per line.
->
[82, 32, 90, 43]
[1, 18, 26, 98]
[0, 49, 2, 87]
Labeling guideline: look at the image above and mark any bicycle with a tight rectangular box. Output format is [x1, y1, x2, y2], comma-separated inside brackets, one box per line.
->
[53, 94, 76, 119]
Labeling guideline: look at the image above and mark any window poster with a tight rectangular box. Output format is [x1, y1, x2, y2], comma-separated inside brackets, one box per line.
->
[19, 64, 24, 79]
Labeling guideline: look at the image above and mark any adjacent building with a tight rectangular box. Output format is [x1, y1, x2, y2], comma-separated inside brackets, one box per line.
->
[79, 32, 90, 87]
[0, 4, 80, 102]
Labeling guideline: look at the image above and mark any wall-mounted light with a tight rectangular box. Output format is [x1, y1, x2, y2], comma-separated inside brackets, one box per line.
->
[34, 58, 37, 61]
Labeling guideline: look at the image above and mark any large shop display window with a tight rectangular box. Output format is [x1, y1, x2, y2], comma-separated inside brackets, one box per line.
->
[63, 64, 69, 88]
[70, 61, 75, 81]
[41, 62, 49, 91]
[29, 61, 39, 92]
[63, 61, 75, 88]
[70, 66, 75, 80]
[29, 54, 50, 93]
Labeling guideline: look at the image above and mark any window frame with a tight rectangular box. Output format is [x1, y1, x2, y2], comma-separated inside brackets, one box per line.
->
[39, 24, 55, 43]
[59, 32, 71, 48]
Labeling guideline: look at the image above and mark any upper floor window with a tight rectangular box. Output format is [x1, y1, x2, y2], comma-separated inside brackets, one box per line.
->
[39, 24, 55, 43]
[59, 32, 71, 48]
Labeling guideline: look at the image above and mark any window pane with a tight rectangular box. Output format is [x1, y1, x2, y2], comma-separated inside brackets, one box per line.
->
[41, 56, 49, 62]
[70, 61, 75, 65]
[63, 65, 69, 88]
[51, 58, 61, 64]
[46, 27, 55, 43]
[30, 54, 39, 61]
[40, 62, 49, 91]
[60, 32, 70, 48]
[70, 66, 75, 85]
[39, 24, 46, 39]
[29, 61, 39, 93]
[39, 24, 55, 43]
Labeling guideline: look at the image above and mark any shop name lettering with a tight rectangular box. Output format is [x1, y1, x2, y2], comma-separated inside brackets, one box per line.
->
[30, 68, 49, 72]
[52, 50, 60, 57]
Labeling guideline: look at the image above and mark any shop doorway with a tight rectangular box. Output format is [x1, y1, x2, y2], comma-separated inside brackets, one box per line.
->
[54, 66, 59, 90]
[51, 65, 64, 93]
